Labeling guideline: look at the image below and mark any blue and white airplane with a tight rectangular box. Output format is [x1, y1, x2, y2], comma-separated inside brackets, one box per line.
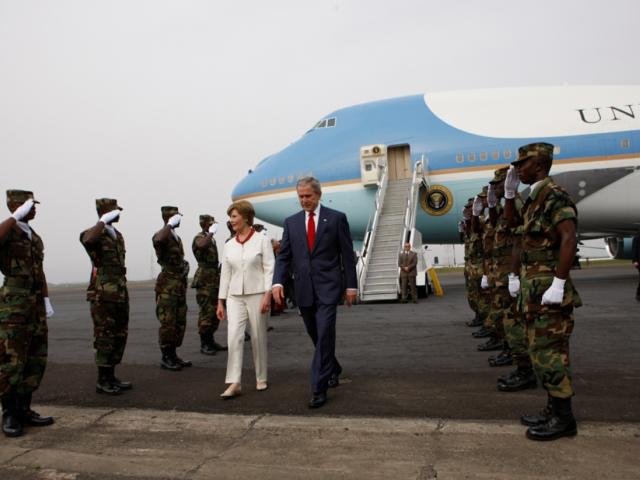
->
[232, 86, 640, 258]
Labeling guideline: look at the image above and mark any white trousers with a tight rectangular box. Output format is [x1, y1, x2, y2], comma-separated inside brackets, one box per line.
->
[225, 293, 268, 384]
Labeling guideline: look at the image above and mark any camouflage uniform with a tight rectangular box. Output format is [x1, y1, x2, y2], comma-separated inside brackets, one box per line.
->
[519, 176, 581, 399]
[191, 216, 220, 336]
[153, 207, 189, 349]
[481, 214, 501, 336]
[467, 229, 486, 322]
[0, 191, 48, 397]
[80, 199, 129, 368]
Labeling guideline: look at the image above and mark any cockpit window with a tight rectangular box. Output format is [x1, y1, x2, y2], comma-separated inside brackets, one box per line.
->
[306, 117, 337, 133]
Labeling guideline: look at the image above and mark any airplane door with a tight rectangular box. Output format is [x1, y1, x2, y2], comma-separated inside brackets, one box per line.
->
[388, 145, 411, 180]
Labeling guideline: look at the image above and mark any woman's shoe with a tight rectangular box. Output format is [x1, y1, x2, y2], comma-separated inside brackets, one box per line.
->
[256, 381, 268, 391]
[220, 384, 242, 399]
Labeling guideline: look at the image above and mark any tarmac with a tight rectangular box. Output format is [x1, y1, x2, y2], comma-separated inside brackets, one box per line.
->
[1, 263, 639, 479]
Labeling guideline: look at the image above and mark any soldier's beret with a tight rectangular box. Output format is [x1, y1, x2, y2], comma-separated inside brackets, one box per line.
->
[6, 190, 40, 205]
[199, 214, 215, 223]
[95, 198, 123, 212]
[489, 166, 510, 184]
[477, 185, 489, 198]
[161, 206, 181, 218]
[512, 142, 554, 166]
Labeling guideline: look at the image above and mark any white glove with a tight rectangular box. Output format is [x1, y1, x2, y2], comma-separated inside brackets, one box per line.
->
[504, 166, 520, 199]
[208, 223, 218, 235]
[167, 213, 182, 229]
[11, 199, 34, 221]
[44, 297, 54, 318]
[508, 274, 520, 298]
[487, 184, 498, 208]
[457, 221, 465, 233]
[541, 276, 566, 305]
[472, 196, 484, 216]
[100, 209, 120, 225]
[480, 275, 489, 289]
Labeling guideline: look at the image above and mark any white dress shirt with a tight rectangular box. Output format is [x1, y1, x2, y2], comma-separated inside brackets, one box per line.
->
[305, 204, 321, 233]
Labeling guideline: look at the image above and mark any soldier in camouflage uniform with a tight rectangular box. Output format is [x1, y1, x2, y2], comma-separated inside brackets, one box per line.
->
[192, 214, 227, 355]
[470, 187, 493, 341]
[0, 190, 54, 438]
[80, 198, 132, 395]
[508, 142, 581, 441]
[153, 206, 192, 371]
[462, 199, 482, 327]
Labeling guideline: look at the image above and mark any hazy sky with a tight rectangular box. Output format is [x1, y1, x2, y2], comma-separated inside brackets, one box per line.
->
[1, 0, 639, 283]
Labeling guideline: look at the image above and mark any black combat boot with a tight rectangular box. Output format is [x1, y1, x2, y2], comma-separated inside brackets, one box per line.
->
[172, 347, 192, 368]
[472, 327, 492, 338]
[488, 345, 513, 367]
[466, 314, 483, 327]
[2, 392, 24, 437]
[477, 336, 503, 352]
[497, 367, 537, 392]
[109, 366, 133, 390]
[96, 366, 123, 395]
[497, 368, 518, 384]
[211, 334, 228, 351]
[521, 395, 552, 426]
[160, 346, 182, 371]
[18, 392, 54, 426]
[199, 332, 216, 356]
[526, 397, 577, 441]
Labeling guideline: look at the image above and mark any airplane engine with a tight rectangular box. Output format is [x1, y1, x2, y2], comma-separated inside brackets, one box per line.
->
[604, 236, 636, 259]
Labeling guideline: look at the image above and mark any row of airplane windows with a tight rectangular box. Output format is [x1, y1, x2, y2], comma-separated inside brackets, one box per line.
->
[454, 139, 631, 163]
[307, 117, 337, 133]
[260, 172, 315, 188]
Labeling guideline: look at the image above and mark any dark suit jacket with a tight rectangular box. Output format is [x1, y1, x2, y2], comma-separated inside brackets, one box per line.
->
[632, 234, 640, 263]
[273, 205, 357, 307]
[398, 250, 418, 277]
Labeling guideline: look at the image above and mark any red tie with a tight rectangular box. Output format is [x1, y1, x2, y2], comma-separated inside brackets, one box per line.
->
[307, 211, 315, 252]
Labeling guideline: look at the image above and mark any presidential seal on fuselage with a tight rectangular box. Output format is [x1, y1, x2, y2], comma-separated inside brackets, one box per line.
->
[420, 184, 454, 216]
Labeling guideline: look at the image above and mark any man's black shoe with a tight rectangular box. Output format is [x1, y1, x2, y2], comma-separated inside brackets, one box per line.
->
[160, 347, 182, 371]
[526, 397, 577, 441]
[477, 337, 503, 351]
[174, 355, 192, 368]
[2, 393, 23, 437]
[497, 368, 537, 392]
[521, 397, 552, 427]
[18, 393, 54, 426]
[199, 333, 216, 355]
[472, 327, 492, 338]
[97, 367, 123, 395]
[309, 392, 327, 409]
[488, 348, 512, 367]
[328, 373, 340, 388]
[212, 337, 228, 351]
[466, 316, 483, 327]
[498, 368, 518, 383]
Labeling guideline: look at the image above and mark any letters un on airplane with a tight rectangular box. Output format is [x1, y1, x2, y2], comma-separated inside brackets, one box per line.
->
[232, 86, 640, 259]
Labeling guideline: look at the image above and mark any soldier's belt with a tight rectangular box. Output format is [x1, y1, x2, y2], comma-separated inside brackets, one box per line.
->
[4, 276, 41, 291]
[97, 266, 127, 275]
[197, 264, 219, 269]
[521, 250, 559, 264]
[161, 266, 185, 275]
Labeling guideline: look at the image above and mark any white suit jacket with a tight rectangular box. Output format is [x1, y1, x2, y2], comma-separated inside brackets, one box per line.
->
[219, 231, 275, 299]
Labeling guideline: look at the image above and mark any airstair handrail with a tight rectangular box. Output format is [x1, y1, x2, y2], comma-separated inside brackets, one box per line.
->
[357, 162, 389, 297]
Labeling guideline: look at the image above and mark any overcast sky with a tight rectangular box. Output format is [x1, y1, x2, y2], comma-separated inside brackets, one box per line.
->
[1, 0, 639, 283]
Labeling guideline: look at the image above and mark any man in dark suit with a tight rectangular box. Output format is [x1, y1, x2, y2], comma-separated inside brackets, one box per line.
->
[632, 234, 640, 301]
[273, 177, 358, 408]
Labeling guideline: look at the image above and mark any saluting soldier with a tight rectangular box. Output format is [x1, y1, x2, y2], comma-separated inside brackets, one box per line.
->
[152, 206, 191, 371]
[508, 142, 581, 441]
[470, 187, 492, 341]
[0, 190, 54, 438]
[192, 214, 227, 355]
[462, 199, 481, 327]
[80, 198, 132, 395]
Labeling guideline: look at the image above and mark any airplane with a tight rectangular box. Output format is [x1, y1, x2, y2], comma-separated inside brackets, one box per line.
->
[231, 86, 640, 299]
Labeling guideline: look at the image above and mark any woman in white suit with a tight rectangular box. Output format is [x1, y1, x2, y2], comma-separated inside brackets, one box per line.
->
[217, 200, 274, 398]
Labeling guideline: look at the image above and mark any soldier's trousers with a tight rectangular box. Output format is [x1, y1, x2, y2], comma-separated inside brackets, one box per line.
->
[196, 289, 220, 335]
[90, 300, 129, 367]
[0, 292, 48, 396]
[464, 270, 478, 314]
[156, 293, 187, 348]
[468, 276, 485, 319]
[479, 287, 493, 330]
[495, 287, 530, 366]
[524, 305, 575, 398]
[400, 274, 417, 302]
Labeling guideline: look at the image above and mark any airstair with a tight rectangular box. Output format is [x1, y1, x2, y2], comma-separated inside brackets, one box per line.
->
[358, 160, 426, 302]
